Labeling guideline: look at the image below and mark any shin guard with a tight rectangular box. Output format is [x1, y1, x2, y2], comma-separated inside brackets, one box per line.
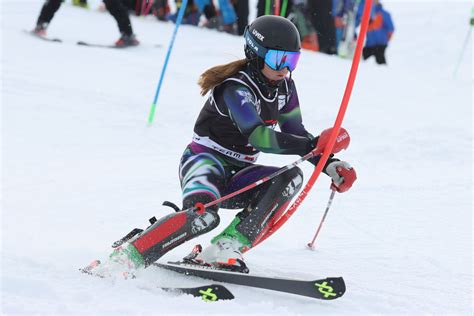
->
[129, 208, 220, 266]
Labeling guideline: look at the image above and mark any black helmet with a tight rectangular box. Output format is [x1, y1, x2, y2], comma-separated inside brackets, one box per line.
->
[244, 15, 301, 71]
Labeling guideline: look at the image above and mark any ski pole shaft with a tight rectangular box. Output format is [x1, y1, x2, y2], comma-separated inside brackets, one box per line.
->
[307, 190, 336, 250]
[147, 0, 188, 125]
[200, 148, 322, 211]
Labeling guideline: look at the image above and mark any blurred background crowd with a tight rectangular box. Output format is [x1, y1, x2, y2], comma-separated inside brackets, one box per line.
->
[34, 0, 395, 63]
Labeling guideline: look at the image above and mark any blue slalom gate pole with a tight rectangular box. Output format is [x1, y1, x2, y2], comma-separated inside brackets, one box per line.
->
[148, 0, 188, 125]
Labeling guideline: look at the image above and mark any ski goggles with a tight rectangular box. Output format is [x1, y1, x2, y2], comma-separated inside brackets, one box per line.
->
[264, 49, 301, 72]
[244, 28, 301, 72]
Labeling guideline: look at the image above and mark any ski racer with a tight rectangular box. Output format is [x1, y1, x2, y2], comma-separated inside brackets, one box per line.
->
[89, 15, 357, 276]
[32, 0, 139, 47]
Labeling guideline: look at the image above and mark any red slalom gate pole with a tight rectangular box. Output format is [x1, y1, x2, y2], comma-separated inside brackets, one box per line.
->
[253, 0, 373, 247]
[274, 0, 281, 16]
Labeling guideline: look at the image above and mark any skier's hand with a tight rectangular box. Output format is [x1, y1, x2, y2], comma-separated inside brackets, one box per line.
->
[314, 127, 350, 154]
[325, 160, 357, 193]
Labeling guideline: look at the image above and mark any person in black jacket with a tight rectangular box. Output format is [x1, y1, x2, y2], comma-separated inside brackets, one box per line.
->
[306, 0, 337, 54]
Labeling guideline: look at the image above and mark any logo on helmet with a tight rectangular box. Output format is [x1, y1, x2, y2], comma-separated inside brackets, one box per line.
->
[252, 29, 265, 41]
[246, 36, 259, 53]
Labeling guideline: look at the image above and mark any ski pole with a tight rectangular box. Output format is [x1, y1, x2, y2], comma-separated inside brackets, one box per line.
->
[196, 148, 322, 213]
[194, 127, 350, 213]
[147, 0, 188, 125]
[306, 190, 336, 250]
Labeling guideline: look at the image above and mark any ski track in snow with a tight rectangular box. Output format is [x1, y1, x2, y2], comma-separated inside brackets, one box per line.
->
[2, 0, 472, 315]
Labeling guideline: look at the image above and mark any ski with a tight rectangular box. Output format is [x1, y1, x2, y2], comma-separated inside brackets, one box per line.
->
[153, 261, 346, 300]
[80, 260, 234, 301]
[23, 29, 62, 43]
[77, 41, 130, 49]
[161, 284, 234, 301]
[77, 41, 162, 49]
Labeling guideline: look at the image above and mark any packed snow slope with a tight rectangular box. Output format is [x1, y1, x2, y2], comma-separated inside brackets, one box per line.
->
[2, 0, 472, 315]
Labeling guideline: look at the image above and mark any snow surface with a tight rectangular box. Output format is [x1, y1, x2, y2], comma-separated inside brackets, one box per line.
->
[1, 0, 472, 315]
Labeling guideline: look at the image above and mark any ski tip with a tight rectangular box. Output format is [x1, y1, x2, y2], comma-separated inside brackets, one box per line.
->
[207, 284, 235, 301]
[79, 259, 102, 275]
[23, 29, 62, 42]
[313, 277, 346, 300]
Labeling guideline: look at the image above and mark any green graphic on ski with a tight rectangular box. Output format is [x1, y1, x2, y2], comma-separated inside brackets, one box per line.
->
[162, 284, 234, 302]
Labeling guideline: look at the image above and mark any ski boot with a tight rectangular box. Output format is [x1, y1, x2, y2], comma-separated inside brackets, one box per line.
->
[203, 16, 220, 30]
[184, 238, 249, 273]
[115, 33, 140, 47]
[32, 22, 48, 37]
[81, 243, 145, 279]
[221, 23, 238, 35]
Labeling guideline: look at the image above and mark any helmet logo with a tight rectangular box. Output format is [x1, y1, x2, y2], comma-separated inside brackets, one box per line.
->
[252, 29, 265, 41]
[246, 36, 259, 53]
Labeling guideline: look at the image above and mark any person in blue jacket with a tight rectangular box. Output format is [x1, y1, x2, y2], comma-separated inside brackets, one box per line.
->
[360, 0, 394, 64]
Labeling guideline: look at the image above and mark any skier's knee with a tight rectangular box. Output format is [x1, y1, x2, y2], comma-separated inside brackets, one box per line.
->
[280, 167, 304, 197]
[183, 192, 220, 213]
[189, 208, 220, 236]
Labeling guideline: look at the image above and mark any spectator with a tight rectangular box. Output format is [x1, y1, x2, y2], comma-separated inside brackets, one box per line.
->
[169, 0, 239, 34]
[361, 0, 394, 65]
[288, 0, 319, 51]
[306, 0, 337, 54]
[233, 0, 249, 35]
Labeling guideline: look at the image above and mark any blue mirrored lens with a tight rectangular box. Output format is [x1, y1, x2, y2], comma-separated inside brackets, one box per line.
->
[264, 50, 301, 71]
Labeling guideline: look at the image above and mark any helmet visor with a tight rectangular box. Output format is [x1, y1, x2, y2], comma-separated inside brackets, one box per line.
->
[264, 49, 300, 72]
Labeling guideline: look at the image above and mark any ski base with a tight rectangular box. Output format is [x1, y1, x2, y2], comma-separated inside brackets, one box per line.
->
[154, 261, 345, 300]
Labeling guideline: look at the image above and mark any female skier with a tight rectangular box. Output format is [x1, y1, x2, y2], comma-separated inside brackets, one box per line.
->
[89, 15, 357, 276]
